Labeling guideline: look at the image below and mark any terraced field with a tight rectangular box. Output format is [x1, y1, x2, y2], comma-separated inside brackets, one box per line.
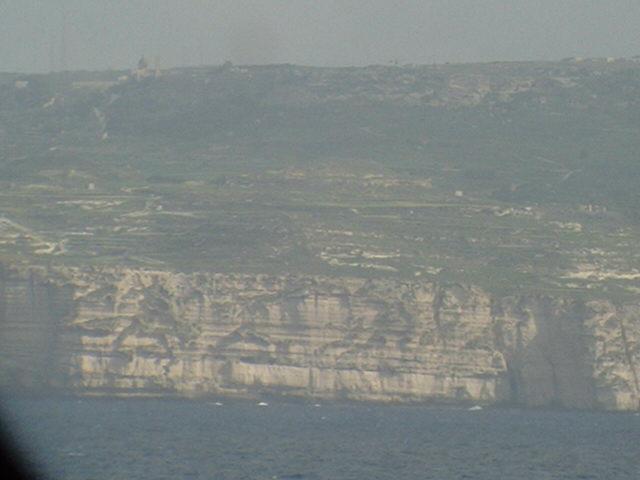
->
[2, 59, 640, 298]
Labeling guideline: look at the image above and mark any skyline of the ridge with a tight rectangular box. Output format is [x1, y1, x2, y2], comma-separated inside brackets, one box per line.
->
[1, 1, 640, 73]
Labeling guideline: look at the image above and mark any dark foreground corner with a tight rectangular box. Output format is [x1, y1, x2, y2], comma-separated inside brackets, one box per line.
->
[0, 421, 42, 480]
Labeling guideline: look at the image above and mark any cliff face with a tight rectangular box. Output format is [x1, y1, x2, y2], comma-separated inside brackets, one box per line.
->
[0, 265, 638, 410]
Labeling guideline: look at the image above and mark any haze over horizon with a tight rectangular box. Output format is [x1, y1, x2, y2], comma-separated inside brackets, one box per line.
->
[1, 0, 640, 73]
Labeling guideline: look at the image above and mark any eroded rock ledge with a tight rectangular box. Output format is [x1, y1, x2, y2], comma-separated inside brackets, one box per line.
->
[0, 265, 638, 410]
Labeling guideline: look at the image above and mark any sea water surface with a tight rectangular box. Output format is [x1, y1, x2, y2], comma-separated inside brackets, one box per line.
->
[0, 396, 638, 480]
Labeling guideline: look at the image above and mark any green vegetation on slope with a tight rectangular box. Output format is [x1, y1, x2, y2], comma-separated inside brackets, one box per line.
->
[1, 59, 640, 298]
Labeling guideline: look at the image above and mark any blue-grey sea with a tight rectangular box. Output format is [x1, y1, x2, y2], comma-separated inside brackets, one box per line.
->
[0, 396, 638, 480]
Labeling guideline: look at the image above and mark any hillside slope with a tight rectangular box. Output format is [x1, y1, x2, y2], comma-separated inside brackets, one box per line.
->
[1, 59, 640, 408]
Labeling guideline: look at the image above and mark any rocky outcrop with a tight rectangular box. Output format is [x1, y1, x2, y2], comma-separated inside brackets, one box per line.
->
[0, 265, 638, 410]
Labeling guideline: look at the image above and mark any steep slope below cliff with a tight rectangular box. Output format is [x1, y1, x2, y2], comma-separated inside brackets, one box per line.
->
[2, 60, 640, 298]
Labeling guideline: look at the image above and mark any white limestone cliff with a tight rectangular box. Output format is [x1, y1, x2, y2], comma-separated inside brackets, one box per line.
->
[0, 265, 638, 410]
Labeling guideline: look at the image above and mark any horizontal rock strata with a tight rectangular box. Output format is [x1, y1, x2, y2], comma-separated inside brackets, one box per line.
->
[0, 265, 638, 410]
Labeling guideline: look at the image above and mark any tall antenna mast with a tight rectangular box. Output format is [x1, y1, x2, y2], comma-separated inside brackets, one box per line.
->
[49, 32, 56, 72]
[103, 2, 109, 70]
[198, 36, 204, 66]
[60, 5, 68, 71]
[197, 2, 207, 66]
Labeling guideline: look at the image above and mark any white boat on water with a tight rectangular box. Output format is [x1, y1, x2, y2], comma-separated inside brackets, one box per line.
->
[258, 402, 269, 407]
[468, 405, 483, 411]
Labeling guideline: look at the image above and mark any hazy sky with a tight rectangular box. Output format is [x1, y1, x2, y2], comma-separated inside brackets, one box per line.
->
[1, 0, 639, 73]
